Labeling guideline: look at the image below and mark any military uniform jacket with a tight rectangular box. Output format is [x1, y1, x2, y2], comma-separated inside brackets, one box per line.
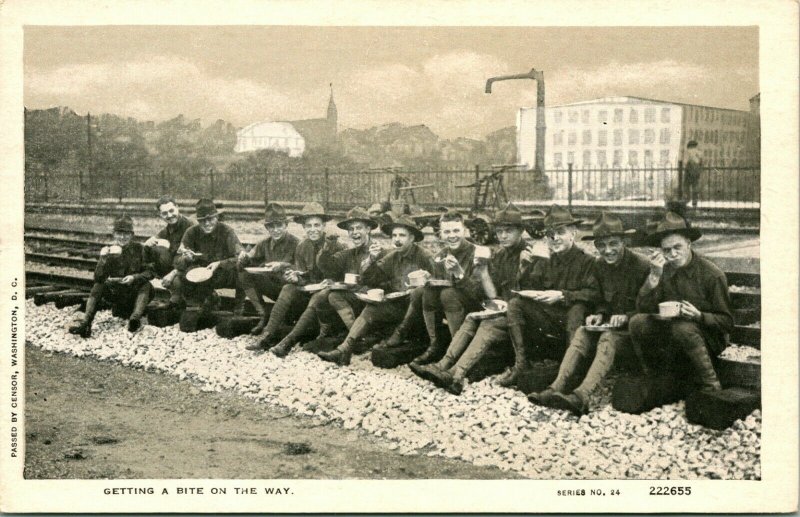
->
[488, 239, 528, 301]
[316, 242, 389, 284]
[175, 222, 243, 271]
[593, 249, 650, 319]
[244, 233, 299, 266]
[362, 243, 434, 293]
[293, 234, 346, 284]
[94, 242, 156, 287]
[432, 240, 482, 299]
[636, 252, 733, 353]
[156, 215, 193, 257]
[519, 244, 600, 307]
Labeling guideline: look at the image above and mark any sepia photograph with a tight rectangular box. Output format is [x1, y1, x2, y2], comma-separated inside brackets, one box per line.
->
[0, 0, 797, 513]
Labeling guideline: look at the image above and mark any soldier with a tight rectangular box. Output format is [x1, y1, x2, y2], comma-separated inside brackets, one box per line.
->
[68, 215, 156, 337]
[412, 210, 483, 365]
[318, 216, 433, 366]
[529, 212, 650, 415]
[502, 205, 600, 387]
[238, 203, 299, 325]
[629, 212, 733, 392]
[268, 206, 382, 357]
[143, 195, 193, 308]
[174, 198, 243, 312]
[410, 203, 535, 394]
[247, 202, 343, 352]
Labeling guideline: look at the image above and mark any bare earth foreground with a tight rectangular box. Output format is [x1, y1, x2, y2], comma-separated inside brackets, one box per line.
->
[24, 345, 518, 479]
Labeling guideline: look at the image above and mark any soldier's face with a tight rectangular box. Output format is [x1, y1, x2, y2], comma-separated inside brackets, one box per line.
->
[661, 233, 692, 268]
[114, 231, 133, 246]
[440, 220, 465, 249]
[391, 227, 414, 251]
[303, 217, 325, 242]
[495, 225, 523, 248]
[266, 221, 287, 240]
[158, 202, 180, 225]
[348, 221, 371, 247]
[546, 225, 576, 254]
[595, 236, 625, 265]
[200, 215, 218, 234]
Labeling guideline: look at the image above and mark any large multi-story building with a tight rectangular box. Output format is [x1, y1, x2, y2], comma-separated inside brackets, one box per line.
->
[518, 96, 757, 171]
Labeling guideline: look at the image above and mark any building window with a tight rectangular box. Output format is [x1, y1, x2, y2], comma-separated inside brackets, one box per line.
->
[553, 132, 563, 146]
[582, 130, 592, 145]
[598, 130, 607, 146]
[629, 129, 640, 145]
[569, 110, 579, 123]
[644, 128, 655, 144]
[568, 132, 577, 145]
[629, 109, 639, 123]
[645, 107, 656, 123]
[613, 150, 623, 167]
[582, 150, 591, 167]
[660, 149, 670, 165]
[661, 107, 671, 123]
[567, 151, 575, 165]
[628, 150, 639, 167]
[597, 150, 607, 166]
[659, 128, 671, 144]
[644, 149, 653, 167]
[554, 153, 563, 168]
[582, 110, 590, 124]
[598, 110, 608, 124]
[613, 129, 623, 146]
[613, 109, 623, 123]
[554, 111, 563, 123]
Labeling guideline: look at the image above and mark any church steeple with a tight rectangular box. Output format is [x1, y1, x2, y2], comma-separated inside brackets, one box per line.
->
[326, 83, 337, 134]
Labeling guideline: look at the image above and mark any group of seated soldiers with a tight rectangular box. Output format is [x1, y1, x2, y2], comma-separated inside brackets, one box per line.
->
[67, 195, 733, 416]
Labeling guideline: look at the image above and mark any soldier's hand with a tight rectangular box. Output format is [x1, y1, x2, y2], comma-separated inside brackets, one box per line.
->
[120, 275, 134, 285]
[237, 250, 249, 265]
[368, 242, 383, 260]
[143, 236, 158, 247]
[585, 314, 603, 326]
[534, 290, 563, 304]
[161, 270, 176, 288]
[322, 234, 339, 252]
[609, 314, 628, 328]
[284, 270, 300, 283]
[680, 300, 702, 321]
[648, 251, 666, 277]
[520, 244, 535, 263]
[100, 246, 110, 256]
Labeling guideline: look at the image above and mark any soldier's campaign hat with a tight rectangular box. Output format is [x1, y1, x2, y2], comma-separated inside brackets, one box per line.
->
[294, 202, 333, 224]
[543, 204, 582, 229]
[112, 214, 134, 234]
[493, 202, 525, 228]
[195, 198, 221, 221]
[337, 206, 379, 230]
[381, 215, 424, 242]
[644, 211, 702, 247]
[581, 212, 636, 241]
[264, 203, 288, 225]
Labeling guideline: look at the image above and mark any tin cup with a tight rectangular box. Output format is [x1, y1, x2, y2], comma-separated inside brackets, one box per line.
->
[367, 288, 385, 301]
[407, 270, 429, 287]
[344, 273, 361, 285]
[658, 301, 681, 318]
[474, 245, 491, 260]
[108, 245, 123, 255]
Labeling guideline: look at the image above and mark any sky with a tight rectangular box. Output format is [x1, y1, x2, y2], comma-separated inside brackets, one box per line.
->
[24, 26, 759, 139]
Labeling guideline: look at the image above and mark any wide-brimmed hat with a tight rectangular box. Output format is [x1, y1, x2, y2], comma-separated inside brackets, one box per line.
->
[195, 198, 221, 221]
[493, 202, 525, 228]
[644, 211, 702, 247]
[337, 206, 378, 230]
[543, 204, 581, 229]
[263, 203, 288, 225]
[294, 202, 332, 224]
[112, 214, 134, 234]
[581, 212, 636, 241]
[381, 215, 424, 242]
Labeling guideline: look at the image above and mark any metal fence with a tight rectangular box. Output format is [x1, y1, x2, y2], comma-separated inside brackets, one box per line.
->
[24, 163, 760, 210]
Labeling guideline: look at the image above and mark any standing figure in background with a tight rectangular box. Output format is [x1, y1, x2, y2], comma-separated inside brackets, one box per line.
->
[143, 195, 193, 309]
[174, 198, 243, 313]
[684, 140, 703, 209]
[69, 215, 156, 337]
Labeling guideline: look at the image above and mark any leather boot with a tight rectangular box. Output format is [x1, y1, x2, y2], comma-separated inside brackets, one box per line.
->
[548, 390, 589, 416]
[412, 310, 445, 365]
[683, 340, 722, 392]
[317, 337, 356, 366]
[250, 315, 268, 335]
[69, 296, 98, 338]
[383, 321, 409, 348]
[496, 323, 528, 387]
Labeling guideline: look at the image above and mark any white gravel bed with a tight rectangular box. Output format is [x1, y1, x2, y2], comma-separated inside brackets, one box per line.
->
[25, 299, 761, 479]
[719, 345, 761, 364]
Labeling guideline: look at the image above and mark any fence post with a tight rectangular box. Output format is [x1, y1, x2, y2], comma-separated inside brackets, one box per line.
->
[209, 167, 215, 198]
[473, 164, 480, 211]
[263, 167, 269, 207]
[43, 173, 49, 202]
[323, 167, 330, 210]
[78, 167, 84, 201]
[677, 160, 684, 201]
[160, 169, 166, 194]
[117, 168, 123, 203]
[567, 163, 573, 209]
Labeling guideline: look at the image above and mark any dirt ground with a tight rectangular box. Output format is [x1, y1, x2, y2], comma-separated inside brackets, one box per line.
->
[24, 344, 520, 480]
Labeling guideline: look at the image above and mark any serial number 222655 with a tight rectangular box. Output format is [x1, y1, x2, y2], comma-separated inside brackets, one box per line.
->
[650, 486, 692, 495]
